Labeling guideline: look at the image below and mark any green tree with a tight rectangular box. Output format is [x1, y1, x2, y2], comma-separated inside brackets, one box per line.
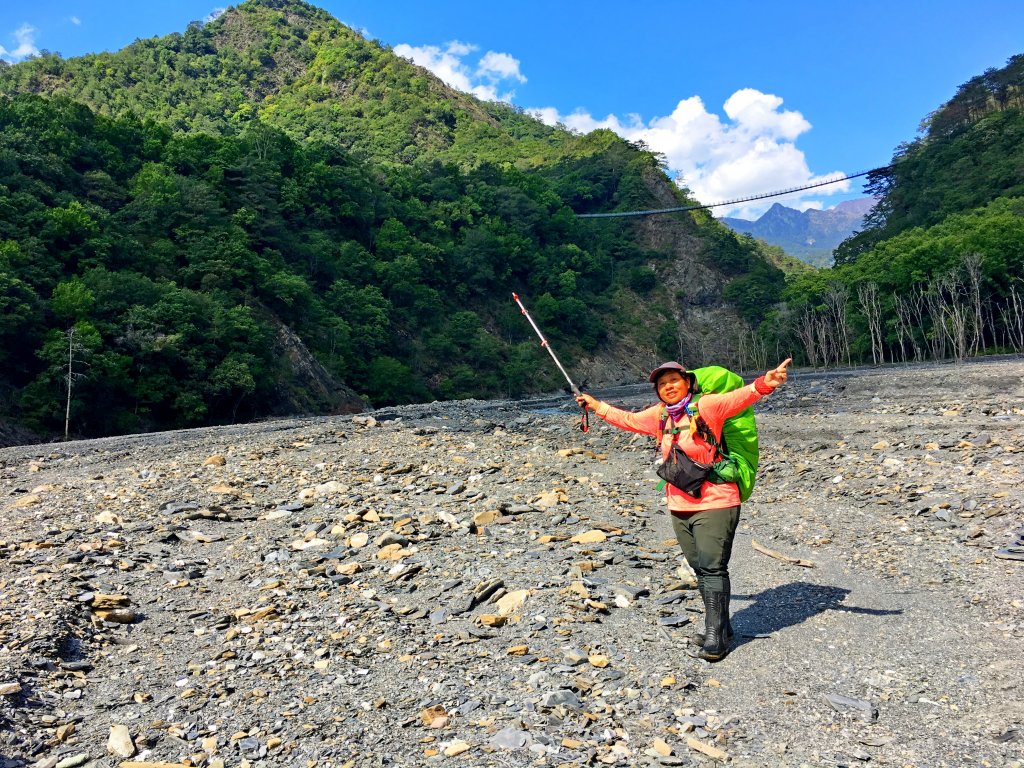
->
[0, 268, 41, 373]
[365, 356, 425, 405]
[51, 279, 96, 323]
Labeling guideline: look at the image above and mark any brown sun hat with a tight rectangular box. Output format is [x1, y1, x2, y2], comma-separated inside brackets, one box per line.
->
[648, 361, 697, 390]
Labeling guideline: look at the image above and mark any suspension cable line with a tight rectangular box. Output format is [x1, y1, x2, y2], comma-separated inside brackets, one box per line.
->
[575, 166, 887, 219]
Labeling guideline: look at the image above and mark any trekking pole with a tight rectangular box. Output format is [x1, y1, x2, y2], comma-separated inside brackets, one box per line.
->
[512, 292, 589, 432]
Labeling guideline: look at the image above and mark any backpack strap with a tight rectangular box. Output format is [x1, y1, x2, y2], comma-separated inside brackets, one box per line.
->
[693, 412, 729, 461]
[657, 406, 687, 443]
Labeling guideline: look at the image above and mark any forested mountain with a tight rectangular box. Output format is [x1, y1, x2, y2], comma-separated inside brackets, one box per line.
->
[722, 198, 874, 267]
[836, 54, 1024, 265]
[779, 54, 1024, 370]
[0, 0, 781, 442]
[0, 0, 570, 169]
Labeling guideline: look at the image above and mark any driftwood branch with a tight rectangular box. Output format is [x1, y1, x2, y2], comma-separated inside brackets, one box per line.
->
[752, 539, 815, 568]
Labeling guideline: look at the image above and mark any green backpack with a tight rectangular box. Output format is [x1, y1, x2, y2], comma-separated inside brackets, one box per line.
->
[667, 366, 760, 502]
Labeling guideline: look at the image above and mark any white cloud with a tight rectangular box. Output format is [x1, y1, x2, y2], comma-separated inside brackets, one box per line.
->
[530, 89, 849, 218]
[203, 7, 227, 24]
[477, 51, 525, 83]
[69, 16, 81, 26]
[0, 23, 40, 63]
[395, 41, 476, 92]
[722, 89, 809, 140]
[794, 200, 823, 212]
[394, 40, 525, 103]
[527, 106, 561, 126]
[445, 41, 475, 57]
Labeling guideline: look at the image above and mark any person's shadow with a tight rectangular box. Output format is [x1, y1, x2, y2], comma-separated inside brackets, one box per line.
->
[730, 582, 902, 650]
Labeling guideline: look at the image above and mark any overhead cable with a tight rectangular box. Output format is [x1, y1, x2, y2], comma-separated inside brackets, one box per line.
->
[575, 167, 887, 219]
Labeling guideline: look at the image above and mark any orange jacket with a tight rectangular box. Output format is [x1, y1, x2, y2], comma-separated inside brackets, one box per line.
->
[592, 383, 764, 513]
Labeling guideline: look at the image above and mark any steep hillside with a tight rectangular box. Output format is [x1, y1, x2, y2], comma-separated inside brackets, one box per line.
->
[0, 0, 577, 169]
[836, 53, 1024, 264]
[0, 0, 782, 442]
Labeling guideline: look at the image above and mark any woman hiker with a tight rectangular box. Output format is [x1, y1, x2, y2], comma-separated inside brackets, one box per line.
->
[575, 358, 791, 661]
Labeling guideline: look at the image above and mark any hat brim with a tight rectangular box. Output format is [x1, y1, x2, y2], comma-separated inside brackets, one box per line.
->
[648, 362, 688, 383]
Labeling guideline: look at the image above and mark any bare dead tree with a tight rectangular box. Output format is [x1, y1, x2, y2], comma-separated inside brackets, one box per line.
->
[695, 332, 710, 368]
[984, 298, 999, 351]
[63, 327, 89, 440]
[737, 330, 751, 373]
[996, 302, 1011, 351]
[718, 331, 738, 371]
[822, 282, 852, 366]
[961, 251, 985, 355]
[937, 270, 972, 363]
[924, 281, 948, 361]
[795, 307, 819, 369]
[815, 313, 835, 369]
[763, 304, 799, 371]
[771, 304, 796, 362]
[892, 292, 912, 363]
[737, 326, 768, 374]
[1001, 279, 1024, 352]
[673, 321, 701, 364]
[1013, 280, 1024, 351]
[893, 286, 927, 363]
[857, 281, 885, 365]
[909, 284, 928, 361]
[749, 327, 768, 372]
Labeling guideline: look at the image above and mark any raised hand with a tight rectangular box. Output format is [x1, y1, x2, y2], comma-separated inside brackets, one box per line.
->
[763, 358, 792, 389]
[575, 393, 600, 410]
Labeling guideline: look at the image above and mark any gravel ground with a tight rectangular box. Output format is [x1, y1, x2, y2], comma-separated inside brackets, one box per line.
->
[1, 358, 1022, 768]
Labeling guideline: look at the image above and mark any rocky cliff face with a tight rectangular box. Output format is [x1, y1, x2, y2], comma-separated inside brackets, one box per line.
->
[270, 317, 365, 415]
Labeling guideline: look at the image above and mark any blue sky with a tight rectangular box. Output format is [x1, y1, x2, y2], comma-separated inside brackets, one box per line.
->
[2, 1, 1023, 218]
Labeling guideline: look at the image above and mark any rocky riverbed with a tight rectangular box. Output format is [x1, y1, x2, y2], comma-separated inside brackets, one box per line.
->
[1, 359, 1022, 768]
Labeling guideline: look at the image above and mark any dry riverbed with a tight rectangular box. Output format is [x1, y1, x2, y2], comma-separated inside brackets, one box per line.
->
[1, 359, 1022, 768]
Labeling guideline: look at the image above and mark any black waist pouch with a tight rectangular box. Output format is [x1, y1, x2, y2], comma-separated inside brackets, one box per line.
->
[656, 444, 712, 498]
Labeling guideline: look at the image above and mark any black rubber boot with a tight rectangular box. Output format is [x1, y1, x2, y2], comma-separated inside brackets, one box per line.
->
[698, 589, 731, 661]
[690, 578, 707, 647]
[692, 618, 733, 647]
[691, 585, 733, 648]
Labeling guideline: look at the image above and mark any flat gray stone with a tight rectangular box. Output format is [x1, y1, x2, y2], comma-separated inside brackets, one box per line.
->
[539, 689, 581, 710]
[489, 726, 531, 750]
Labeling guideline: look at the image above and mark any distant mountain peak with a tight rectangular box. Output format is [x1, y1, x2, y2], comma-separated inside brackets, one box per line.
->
[831, 197, 876, 216]
[721, 198, 876, 267]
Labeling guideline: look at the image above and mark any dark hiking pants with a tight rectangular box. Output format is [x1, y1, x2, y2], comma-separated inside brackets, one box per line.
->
[670, 506, 740, 594]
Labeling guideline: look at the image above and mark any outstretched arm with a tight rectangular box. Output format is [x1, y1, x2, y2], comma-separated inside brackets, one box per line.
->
[698, 358, 794, 428]
[575, 394, 660, 436]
